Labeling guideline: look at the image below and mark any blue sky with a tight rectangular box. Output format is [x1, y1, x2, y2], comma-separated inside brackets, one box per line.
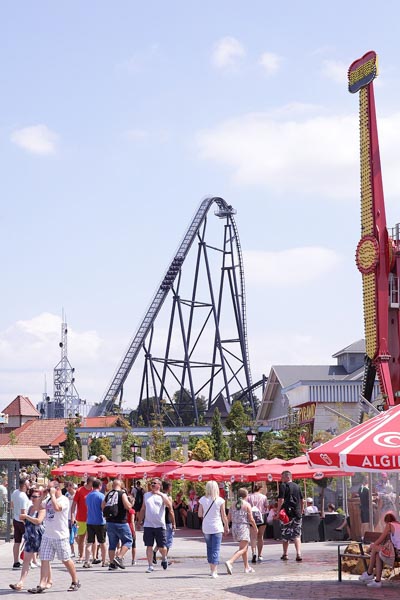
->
[2, 1, 400, 412]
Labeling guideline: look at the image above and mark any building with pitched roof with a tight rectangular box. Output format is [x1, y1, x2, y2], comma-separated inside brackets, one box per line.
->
[1, 395, 40, 429]
[256, 340, 380, 442]
[0, 415, 123, 454]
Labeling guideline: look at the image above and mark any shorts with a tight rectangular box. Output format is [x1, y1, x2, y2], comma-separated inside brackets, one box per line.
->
[165, 523, 174, 549]
[106, 522, 132, 551]
[39, 536, 71, 561]
[76, 521, 87, 536]
[87, 524, 107, 544]
[143, 527, 167, 549]
[13, 519, 25, 544]
[281, 517, 302, 541]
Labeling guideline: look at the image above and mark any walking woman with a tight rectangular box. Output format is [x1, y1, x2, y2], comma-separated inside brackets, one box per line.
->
[198, 481, 229, 578]
[9, 487, 50, 591]
[248, 483, 268, 563]
[225, 488, 257, 575]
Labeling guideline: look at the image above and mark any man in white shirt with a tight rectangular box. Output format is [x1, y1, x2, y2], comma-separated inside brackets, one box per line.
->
[10, 479, 30, 569]
[304, 498, 318, 515]
[139, 478, 172, 573]
[28, 481, 81, 593]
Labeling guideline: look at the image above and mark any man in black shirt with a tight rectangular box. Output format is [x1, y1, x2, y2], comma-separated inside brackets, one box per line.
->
[277, 470, 304, 562]
[101, 479, 133, 570]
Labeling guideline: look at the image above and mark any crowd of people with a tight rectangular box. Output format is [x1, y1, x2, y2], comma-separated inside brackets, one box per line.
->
[6, 469, 400, 589]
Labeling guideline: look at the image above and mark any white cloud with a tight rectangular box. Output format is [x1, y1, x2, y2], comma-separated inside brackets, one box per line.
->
[196, 108, 400, 200]
[211, 36, 246, 69]
[321, 59, 349, 84]
[117, 44, 161, 73]
[244, 247, 340, 286]
[259, 52, 282, 75]
[10, 124, 58, 155]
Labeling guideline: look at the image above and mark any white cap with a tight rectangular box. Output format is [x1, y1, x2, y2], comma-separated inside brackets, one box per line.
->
[306, 497, 313, 503]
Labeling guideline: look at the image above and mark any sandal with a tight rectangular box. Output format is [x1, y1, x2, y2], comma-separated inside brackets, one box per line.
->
[67, 581, 81, 592]
[27, 587, 46, 594]
[280, 554, 288, 560]
[296, 555, 303, 562]
[9, 584, 23, 591]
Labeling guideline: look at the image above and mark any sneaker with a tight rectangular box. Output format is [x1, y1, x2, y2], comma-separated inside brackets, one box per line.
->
[83, 562, 92, 568]
[367, 580, 382, 588]
[113, 556, 125, 570]
[92, 559, 101, 565]
[131, 560, 137, 566]
[257, 556, 263, 562]
[211, 571, 218, 578]
[71, 552, 76, 558]
[225, 561, 233, 575]
[108, 563, 118, 571]
[245, 567, 255, 573]
[12, 562, 22, 569]
[146, 565, 154, 573]
[152, 551, 157, 565]
[161, 560, 168, 570]
[30, 562, 40, 569]
[359, 571, 374, 582]
[251, 554, 257, 564]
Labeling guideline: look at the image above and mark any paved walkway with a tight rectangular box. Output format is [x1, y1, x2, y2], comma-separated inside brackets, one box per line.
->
[0, 529, 398, 599]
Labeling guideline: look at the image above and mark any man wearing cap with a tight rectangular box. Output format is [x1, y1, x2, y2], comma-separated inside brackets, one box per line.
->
[304, 498, 318, 515]
[139, 478, 172, 573]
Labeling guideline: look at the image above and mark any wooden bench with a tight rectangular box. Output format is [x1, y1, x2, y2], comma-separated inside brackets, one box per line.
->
[338, 531, 400, 582]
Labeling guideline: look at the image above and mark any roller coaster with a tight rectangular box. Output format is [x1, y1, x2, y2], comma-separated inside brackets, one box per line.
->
[90, 196, 255, 424]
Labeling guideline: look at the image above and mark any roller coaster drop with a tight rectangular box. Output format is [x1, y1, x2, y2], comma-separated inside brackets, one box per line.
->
[92, 197, 255, 423]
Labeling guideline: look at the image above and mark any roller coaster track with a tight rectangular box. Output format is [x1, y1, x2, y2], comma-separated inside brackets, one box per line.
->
[92, 196, 253, 417]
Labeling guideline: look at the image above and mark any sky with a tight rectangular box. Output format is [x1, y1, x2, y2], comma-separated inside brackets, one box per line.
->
[2, 1, 400, 413]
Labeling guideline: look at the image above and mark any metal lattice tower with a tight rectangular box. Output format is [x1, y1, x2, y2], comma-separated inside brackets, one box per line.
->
[91, 197, 255, 424]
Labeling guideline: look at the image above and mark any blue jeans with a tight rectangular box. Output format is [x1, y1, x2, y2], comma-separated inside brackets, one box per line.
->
[203, 532, 222, 565]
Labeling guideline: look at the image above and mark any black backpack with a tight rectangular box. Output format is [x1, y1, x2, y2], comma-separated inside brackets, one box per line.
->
[103, 490, 119, 518]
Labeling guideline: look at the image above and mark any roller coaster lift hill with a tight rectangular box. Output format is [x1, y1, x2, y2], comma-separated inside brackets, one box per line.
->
[92, 197, 257, 424]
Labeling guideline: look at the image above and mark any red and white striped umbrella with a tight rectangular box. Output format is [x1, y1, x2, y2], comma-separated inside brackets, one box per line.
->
[308, 404, 400, 472]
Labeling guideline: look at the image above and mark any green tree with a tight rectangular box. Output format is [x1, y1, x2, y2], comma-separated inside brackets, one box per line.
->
[63, 418, 81, 463]
[147, 417, 170, 462]
[89, 436, 112, 459]
[210, 408, 229, 460]
[121, 432, 142, 462]
[191, 438, 213, 461]
[8, 431, 17, 446]
[225, 400, 251, 461]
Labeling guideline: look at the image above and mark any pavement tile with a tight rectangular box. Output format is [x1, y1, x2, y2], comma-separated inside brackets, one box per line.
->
[1, 529, 399, 600]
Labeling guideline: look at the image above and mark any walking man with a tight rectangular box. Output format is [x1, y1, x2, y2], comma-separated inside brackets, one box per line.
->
[153, 481, 176, 564]
[71, 476, 94, 561]
[102, 479, 133, 570]
[276, 470, 304, 562]
[28, 480, 80, 593]
[139, 478, 172, 573]
[11, 478, 30, 569]
[84, 479, 107, 567]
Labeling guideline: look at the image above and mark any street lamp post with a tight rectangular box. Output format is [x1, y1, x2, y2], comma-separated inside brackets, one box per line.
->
[130, 441, 140, 485]
[246, 429, 256, 464]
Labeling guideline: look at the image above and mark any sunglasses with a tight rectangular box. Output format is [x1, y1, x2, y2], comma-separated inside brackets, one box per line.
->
[31, 495, 41, 498]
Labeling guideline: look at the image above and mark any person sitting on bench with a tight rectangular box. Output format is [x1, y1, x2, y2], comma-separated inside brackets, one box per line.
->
[359, 511, 400, 588]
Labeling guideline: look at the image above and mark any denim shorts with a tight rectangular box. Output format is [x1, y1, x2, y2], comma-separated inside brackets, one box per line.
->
[106, 522, 132, 551]
[165, 523, 174, 549]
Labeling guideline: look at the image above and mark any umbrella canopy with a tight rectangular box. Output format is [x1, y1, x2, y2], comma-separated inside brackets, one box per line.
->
[307, 404, 400, 472]
[51, 459, 118, 477]
[145, 460, 183, 477]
